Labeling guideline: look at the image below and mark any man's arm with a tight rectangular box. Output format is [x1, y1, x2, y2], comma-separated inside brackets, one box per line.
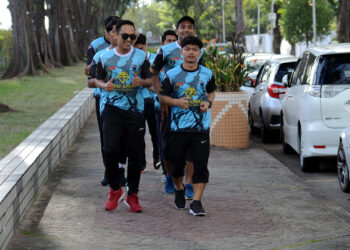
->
[159, 75, 190, 110]
[151, 48, 165, 93]
[84, 44, 96, 75]
[95, 59, 114, 91]
[200, 75, 217, 113]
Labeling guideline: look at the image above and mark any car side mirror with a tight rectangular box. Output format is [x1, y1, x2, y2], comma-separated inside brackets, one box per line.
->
[282, 74, 289, 87]
[244, 78, 254, 88]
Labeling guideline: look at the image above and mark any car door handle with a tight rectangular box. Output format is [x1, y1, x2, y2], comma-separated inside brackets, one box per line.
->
[258, 89, 263, 92]
[288, 95, 293, 98]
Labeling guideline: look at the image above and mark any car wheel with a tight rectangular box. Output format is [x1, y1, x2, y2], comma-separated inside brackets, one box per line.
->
[248, 109, 258, 135]
[298, 129, 318, 172]
[260, 115, 269, 143]
[337, 140, 350, 193]
[281, 123, 293, 154]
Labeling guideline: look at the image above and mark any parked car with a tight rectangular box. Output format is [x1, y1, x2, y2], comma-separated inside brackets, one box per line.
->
[248, 57, 297, 142]
[281, 43, 350, 172]
[337, 126, 350, 193]
[241, 53, 292, 99]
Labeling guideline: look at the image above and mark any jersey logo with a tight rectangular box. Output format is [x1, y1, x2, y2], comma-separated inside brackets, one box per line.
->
[172, 57, 180, 61]
[117, 72, 130, 83]
[185, 87, 197, 98]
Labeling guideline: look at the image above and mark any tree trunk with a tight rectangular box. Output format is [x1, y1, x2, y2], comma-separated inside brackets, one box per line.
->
[235, 0, 246, 45]
[0, 102, 17, 113]
[2, 0, 48, 79]
[337, 0, 350, 42]
[273, 3, 282, 54]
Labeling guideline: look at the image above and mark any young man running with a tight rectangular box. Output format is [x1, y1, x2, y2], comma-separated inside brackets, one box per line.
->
[96, 20, 153, 213]
[133, 34, 160, 172]
[160, 35, 216, 216]
[155, 30, 178, 183]
[88, 18, 127, 187]
[152, 16, 203, 198]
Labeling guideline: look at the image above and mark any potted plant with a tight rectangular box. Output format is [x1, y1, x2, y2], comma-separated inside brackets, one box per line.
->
[204, 34, 250, 149]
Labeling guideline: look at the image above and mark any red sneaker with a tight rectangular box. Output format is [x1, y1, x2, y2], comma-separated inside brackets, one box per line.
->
[105, 188, 124, 211]
[124, 193, 143, 213]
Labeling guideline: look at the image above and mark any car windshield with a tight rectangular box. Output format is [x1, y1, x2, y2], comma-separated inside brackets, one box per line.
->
[318, 54, 350, 85]
[274, 62, 296, 82]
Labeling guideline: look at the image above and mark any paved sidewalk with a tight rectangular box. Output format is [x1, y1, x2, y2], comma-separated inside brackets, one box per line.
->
[7, 113, 350, 250]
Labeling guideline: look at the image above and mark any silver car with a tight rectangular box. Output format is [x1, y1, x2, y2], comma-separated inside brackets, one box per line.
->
[248, 57, 297, 142]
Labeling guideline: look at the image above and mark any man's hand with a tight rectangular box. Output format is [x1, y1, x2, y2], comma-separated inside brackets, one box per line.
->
[160, 100, 169, 116]
[176, 97, 190, 109]
[84, 65, 91, 76]
[200, 101, 210, 113]
[105, 77, 115, 92]
[132, 72, 143, 87]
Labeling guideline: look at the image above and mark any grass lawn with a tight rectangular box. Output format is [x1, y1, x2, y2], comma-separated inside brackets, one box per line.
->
[0, 64, 87, 160]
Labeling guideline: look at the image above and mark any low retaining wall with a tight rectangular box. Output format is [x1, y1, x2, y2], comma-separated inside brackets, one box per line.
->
[0, 88, 94, 249]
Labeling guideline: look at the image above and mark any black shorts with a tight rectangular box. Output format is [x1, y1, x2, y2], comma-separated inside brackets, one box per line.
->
[169, 132, 210, 183]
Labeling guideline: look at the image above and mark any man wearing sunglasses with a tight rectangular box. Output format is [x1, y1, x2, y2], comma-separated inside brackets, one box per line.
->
[88, 18, 128, 189]
[96, 20, 153, 213]
[152, 16, 204, 199]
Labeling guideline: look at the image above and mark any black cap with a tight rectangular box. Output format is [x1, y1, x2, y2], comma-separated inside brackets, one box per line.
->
[176, 16, 195, 29]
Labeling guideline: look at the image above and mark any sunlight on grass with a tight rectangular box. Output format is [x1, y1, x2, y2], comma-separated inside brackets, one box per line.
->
[0, 64, 87, 159]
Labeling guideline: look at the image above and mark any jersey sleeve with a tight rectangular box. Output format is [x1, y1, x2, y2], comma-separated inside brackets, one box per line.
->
[96, 59, 107, 81]
[88, 61, 97, 80]
[206, 75, 216, 93]
[159, 74, 173, 96]
[85, 44, 96, 65]
[151, 48, 165, 72]
[140, 59, 153, 79]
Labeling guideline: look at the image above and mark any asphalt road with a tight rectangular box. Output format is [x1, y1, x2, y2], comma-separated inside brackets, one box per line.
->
[250, 131, 350, 215]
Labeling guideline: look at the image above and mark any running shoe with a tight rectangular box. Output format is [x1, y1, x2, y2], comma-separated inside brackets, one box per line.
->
[185, 184, 194, 200]
[105, 188, 124, 211]
[174, 188, 186, 209]
[189, 200, 206, 216]
[124, 193, 143, 213]
[165, 176, 175, 194]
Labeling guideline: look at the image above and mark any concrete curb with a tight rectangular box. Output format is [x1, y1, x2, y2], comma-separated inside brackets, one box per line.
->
[0, 88, 94, 249]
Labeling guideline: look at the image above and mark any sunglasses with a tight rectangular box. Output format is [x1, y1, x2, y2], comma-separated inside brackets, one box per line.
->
[120, 33, 137, 41]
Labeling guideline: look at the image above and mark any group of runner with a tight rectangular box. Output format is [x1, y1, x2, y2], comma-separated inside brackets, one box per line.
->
[84, 15, 216, 216]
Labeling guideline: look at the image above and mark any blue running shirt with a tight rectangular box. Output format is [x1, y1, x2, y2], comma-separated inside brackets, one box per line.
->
[160, 65, 216, 133]
[142, 52, 157, 99]
[152, 41, 204, 73]
[85, 36, 110, 65]
[96, 47, 152, 114]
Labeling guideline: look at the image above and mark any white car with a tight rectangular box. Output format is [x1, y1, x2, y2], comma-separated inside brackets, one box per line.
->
[281, 43, 350, 172]
[337, 126, 350, 192]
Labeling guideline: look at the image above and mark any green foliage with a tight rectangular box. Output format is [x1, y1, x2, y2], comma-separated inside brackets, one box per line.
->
[204, 35, 250, 92]
[0, 29, 12, 72]
[279, 0, 335, 46]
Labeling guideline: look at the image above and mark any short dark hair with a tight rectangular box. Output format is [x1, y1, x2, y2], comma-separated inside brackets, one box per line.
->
[161, 30, 178, 43]
[180, 35, 203, 49]
[176, 16, 195, 29]
[104, 16, 120, 27]
[116, 20, 135, 33]
[105, 18, 121, 33]
[134, 33, 147, 46]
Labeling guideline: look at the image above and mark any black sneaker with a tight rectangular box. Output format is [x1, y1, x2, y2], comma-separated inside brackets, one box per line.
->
[120, 167, 127, 187]
[190, 200, 206, 216]
[100, 172, 108, 186]
[174, 188, 186, 209]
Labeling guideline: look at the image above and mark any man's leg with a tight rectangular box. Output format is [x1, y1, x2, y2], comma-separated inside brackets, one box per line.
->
[161, 114, 174, 193]
[155, 108, 166, 180]
[144, 98, 160, 168]
[102, 105, 124, 211]
[170, 132, 188, 209]
[189, 132, 210, 216]
[123, 112, 145, 213]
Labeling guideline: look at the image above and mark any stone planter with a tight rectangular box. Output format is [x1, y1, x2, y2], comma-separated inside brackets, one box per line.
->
[210, 91, 249, 149]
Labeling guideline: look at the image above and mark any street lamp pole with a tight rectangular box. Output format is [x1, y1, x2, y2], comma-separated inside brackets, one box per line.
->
[312, 0, 317, 46]
[222, 0, 226, 43]
[257, 3, 260, 52]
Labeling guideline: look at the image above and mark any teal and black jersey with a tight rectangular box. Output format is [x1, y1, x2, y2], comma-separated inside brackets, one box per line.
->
[85, 36, 110, 65]
[152, 41, 204, 73]
[160, 65, 216, 133]
[89, 47, 112, 98]
[142, 52, 157, 99]
[96, 47, 152, 114]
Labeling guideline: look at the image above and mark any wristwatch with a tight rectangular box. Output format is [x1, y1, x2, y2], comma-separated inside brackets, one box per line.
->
[208, 100, 213, 108]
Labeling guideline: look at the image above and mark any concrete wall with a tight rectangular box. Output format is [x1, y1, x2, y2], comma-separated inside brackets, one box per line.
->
[0, 88, 94, 249]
